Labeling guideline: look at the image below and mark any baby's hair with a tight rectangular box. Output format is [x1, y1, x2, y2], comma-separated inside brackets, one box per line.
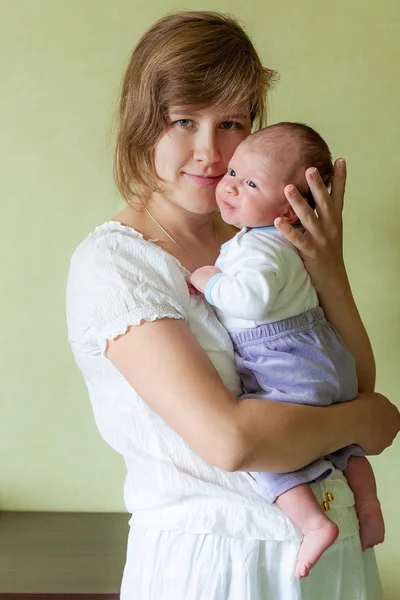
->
[114, 11, 277, 203]
[244, 122, 333, 209]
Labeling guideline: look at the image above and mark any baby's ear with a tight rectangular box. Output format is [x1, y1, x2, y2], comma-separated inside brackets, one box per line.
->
[281, 204, 298, 225]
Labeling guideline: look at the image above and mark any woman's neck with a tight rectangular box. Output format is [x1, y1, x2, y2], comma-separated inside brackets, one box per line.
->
[144, 196, 216, 244]
[113, 202, 226, 272]
[113, 195, 237, 271]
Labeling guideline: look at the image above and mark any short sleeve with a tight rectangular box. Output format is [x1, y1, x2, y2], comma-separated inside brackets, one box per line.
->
[66, 225, 187, 355]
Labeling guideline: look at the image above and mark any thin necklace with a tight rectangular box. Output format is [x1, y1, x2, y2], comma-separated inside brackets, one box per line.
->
[141, 203, 218, 272]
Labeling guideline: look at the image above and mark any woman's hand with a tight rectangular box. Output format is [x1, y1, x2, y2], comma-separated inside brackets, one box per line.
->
[274, 159, 346, 294]
[275, 159, 378, 392]
[353, 392, 400, 455]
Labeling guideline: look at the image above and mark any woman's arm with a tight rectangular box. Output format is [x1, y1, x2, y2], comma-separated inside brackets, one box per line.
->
[106, 317, 398, 473]
[233, 391, 396, 472]
[275, 160, 375, 392]
[320, 280, 375, 393]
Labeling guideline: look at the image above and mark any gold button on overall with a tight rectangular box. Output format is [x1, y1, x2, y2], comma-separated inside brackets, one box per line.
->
[322, 491, 334, 511]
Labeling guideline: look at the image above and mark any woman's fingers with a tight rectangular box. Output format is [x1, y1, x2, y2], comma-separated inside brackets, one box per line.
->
[330, 158, 347, 215]
[305, 167, 331, 221]
[285, 184, 319, 227]
[274, 161, 348, 291]
[277, 160, 347, 244]
[276, 184, 322, 248]
[274, 213, 310, 253]
[358, 393, 400, 455]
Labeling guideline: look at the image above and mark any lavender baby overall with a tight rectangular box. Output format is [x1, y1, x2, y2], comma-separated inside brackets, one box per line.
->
[229, 306, 365, 502]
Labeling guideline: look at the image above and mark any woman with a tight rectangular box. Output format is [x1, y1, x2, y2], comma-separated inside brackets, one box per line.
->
[66, 11, 399, 599]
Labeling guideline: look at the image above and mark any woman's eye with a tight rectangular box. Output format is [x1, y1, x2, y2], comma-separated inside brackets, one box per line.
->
[247, 180, 257, 188]
[220, 121, 239, 130]
[176, 119, 193, 127]
[228, 168, 236, 177]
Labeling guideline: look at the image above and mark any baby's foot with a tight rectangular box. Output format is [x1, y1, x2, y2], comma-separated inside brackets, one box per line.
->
[357, 500, 385, 551]
[295, 517, 339, 579]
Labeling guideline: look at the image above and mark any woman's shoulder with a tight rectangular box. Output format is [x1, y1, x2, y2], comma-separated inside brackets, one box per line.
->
[69, 220, 183, 281]
[66, 221, 189, 351]
[67, 220, 189, 321]
[71, 220, 145, 260]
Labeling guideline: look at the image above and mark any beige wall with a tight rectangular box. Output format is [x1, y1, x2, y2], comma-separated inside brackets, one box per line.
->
[1, 0, 399, 596]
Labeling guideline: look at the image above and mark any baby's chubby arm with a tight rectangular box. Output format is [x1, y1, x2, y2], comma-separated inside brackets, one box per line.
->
[189, 248, 281, 320]
[188, 266, 222, 294]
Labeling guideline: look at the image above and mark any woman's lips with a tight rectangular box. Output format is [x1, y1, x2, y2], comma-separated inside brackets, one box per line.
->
[184, 173, 224, 188]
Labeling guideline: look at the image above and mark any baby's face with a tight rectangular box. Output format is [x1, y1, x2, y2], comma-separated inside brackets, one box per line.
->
[216, 142, 293, 229]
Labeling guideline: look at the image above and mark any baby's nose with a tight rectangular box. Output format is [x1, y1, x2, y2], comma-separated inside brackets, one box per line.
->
[226, 180, 239, 195]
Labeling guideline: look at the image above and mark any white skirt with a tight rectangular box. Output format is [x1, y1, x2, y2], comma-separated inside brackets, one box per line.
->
[120, 524, 383, 599]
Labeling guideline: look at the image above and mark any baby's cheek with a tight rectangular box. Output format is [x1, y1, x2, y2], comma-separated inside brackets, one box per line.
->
[215, 180, 225, 202]
[245, 205, 259, 226]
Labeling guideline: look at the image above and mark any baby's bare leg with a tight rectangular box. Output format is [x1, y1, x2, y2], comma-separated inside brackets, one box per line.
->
[276, 484, 339, 578]
[344, 456, 385, 550]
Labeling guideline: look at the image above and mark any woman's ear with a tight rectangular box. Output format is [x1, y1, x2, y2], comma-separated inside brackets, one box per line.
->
[280, 204, 298, 225]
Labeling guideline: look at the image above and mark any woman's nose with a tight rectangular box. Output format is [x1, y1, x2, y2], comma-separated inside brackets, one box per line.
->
[193, 131, 221, 165]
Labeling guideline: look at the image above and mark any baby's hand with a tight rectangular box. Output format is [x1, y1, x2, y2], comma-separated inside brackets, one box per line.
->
[187, 266, 221, 294]
[186, 282, 199, 296]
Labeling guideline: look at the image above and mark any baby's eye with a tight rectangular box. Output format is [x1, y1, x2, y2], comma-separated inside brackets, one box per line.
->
[176, 119, 194, 127]
[228, 168, 236, 177]
[247, 180, 257, 188]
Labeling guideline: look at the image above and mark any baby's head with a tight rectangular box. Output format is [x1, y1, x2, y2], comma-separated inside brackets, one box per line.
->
[216, 122, 333, 228]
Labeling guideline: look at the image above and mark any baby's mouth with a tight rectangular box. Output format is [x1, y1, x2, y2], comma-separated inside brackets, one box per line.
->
[222, 199, 235, 209]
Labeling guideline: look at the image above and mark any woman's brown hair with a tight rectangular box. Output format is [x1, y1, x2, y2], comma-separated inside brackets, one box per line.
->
[114, 11, 277, 202]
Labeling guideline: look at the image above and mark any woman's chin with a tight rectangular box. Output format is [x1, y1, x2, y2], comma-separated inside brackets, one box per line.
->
[183, 196, 218, 215]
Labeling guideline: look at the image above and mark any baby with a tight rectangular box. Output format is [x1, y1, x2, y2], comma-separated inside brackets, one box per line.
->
[188, 122, 385, 578]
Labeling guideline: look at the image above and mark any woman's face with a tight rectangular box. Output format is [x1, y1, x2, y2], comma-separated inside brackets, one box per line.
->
[153, 106, 251, 215]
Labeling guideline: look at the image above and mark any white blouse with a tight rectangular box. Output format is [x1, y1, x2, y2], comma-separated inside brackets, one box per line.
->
[66, 221, 359, 543]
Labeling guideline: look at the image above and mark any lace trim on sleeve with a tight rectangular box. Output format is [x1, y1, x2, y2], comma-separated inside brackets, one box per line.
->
[96, 308, 184, 355]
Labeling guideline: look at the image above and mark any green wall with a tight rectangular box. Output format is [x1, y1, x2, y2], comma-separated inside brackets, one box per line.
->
[1, 0, 399, 596]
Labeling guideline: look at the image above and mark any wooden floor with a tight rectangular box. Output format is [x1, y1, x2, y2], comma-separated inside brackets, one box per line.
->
[0, 512, 129, 599]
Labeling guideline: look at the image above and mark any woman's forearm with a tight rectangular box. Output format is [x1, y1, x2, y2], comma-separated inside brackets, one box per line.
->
[107, 315, 396, 475]
[274, 164, 375, 393]
[231, 390, 399, 473]
[232, 397, 361, 473]
[318, 272, 375, 393]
